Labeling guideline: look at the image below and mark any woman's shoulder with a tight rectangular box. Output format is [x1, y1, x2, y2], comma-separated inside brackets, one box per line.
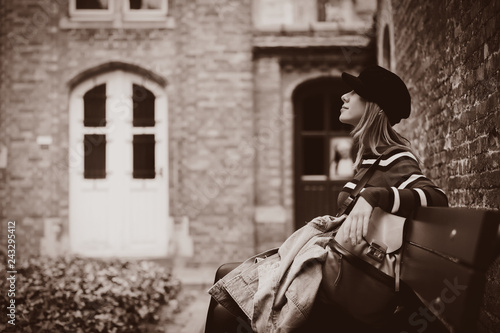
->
[359, 146, 419, 169]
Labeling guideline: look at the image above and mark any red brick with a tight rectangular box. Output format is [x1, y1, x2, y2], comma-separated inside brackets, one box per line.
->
[392, 0, 500, 330]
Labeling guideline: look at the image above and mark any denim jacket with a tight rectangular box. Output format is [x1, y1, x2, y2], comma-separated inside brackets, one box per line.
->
[208, 216, 344, 332]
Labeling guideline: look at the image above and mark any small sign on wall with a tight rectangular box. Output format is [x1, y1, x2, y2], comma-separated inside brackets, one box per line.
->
[37, 136, 53, 150]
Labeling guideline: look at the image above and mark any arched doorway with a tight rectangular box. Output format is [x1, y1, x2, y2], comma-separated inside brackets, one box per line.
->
[293, 77, 352, 230]
[69, 70, 170, 257]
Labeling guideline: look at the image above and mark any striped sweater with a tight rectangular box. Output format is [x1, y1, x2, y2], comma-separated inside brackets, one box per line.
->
[337, 147, 448, 217]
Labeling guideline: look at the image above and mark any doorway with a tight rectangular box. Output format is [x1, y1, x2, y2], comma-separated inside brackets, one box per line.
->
[69, 70, 169, 257]
[293, 77, 352, 230]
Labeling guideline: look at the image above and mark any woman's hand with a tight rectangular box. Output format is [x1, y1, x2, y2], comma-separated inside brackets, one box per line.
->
[342, 196, 374, 245]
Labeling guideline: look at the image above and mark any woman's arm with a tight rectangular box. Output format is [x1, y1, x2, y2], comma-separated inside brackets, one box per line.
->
[360, 184, 448, 217]
[341, 185, 448, 246]
[341, 150, 448, 245]
[359, 149, 448, 215]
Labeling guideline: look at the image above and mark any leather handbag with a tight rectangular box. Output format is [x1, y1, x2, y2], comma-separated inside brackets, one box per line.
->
[321, 150, 407, 326]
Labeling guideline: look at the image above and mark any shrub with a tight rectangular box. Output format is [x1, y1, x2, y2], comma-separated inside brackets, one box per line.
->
[0, 254, 181, 332]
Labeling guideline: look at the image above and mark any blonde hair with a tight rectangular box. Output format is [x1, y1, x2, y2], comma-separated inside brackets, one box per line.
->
[351, 101, 418, 168]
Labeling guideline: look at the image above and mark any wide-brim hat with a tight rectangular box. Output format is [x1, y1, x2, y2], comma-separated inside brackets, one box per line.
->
[341, 66, 411, 125]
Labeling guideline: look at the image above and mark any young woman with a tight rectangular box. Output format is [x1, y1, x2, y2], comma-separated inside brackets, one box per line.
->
[207, 66, 449, 333]
[336, 66, 448, 247]
[304, 65, 450, 333]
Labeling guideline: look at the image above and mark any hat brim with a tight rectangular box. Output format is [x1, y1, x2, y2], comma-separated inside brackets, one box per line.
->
[341, 72, 371, 100]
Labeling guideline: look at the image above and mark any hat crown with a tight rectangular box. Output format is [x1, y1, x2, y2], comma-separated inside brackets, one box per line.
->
[342, 66, 411, 125]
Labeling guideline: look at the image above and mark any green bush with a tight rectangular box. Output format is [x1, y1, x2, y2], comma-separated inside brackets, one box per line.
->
[0, 254, 181, 332]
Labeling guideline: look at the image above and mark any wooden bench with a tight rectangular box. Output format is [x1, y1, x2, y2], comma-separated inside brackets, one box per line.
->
[401, 207, 500, 332]
[205, 207, 500, 333]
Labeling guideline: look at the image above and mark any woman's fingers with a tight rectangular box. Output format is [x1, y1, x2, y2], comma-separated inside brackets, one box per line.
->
[342, 197, 374, 245]
[343, 216, 351, 243]
[344, 215, 360, 246]
[350, 217, 358, 246]
[355, 216, 364, 244]
[362, 214, 370, 237]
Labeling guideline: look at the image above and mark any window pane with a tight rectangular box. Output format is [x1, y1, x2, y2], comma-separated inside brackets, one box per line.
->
[129, 0, 163, 10]
[84, 84, 106, 127]
[302, 94, 324, 131]
[84, 135, 106, 179]
[329, 137, 354, 179]
[133, 135, 155, 179]
[76, 0, 109, 9]
[303, 137, 324, 175]
[133, 84, 155, 127]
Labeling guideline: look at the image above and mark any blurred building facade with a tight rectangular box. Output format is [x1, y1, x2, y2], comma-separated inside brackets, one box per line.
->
[1, 0, 499, 330]
[0, 0, 376, 261]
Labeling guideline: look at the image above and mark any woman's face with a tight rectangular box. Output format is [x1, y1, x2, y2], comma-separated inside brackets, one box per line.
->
[339, 91, 366, 126]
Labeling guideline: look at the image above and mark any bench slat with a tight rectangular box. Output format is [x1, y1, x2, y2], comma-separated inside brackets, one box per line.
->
[405, 207, 499, 269]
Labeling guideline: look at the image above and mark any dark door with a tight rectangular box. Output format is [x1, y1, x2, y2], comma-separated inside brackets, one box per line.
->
[293, 77, 353, 230]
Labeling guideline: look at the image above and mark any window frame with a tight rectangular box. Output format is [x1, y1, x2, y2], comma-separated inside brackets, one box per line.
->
[68, 0, 168, 22]
[69, 0, 115, 21]
[123, 0, 168, 21]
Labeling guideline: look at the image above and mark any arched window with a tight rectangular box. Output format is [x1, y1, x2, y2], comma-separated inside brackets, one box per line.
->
[132, 84, 156, 179]
[133, 84, 155, 127]
[82, 84, 107, 179]
[83, 84, 106, 127]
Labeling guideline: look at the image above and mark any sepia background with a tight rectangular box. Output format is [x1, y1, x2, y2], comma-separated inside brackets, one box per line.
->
[0, 0, 499, 332]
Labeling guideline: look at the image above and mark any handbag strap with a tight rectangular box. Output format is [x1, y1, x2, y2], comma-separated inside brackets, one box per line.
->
[336, 147, 399, 217]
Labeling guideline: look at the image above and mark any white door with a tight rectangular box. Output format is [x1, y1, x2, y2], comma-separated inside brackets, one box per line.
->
[69, 71, 169, 257]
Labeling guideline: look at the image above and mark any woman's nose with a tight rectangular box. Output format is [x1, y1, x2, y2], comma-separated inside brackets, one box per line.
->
[341, 93, 348, 103]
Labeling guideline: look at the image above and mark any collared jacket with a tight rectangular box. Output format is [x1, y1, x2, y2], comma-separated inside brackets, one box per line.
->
[208, 216, 343, 332]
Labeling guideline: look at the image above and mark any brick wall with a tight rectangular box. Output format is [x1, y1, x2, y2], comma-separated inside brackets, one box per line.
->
[0, 0, 377, 265]
[0, 2, 10, 254]
[253, 56, 289, 252]
[0, 0, 256, 263]
[388, 0, 500, 331]
[0, 0, 52, 259]
[172, 0, 256, 263]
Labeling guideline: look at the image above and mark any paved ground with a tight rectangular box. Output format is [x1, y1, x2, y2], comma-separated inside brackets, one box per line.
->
[154, 264, 220, 333]
[158, 286, 211, 333]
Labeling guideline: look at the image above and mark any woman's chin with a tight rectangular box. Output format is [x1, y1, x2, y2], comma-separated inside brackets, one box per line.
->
[339, 117, 352, 126]
[339, 115, 360, 127]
